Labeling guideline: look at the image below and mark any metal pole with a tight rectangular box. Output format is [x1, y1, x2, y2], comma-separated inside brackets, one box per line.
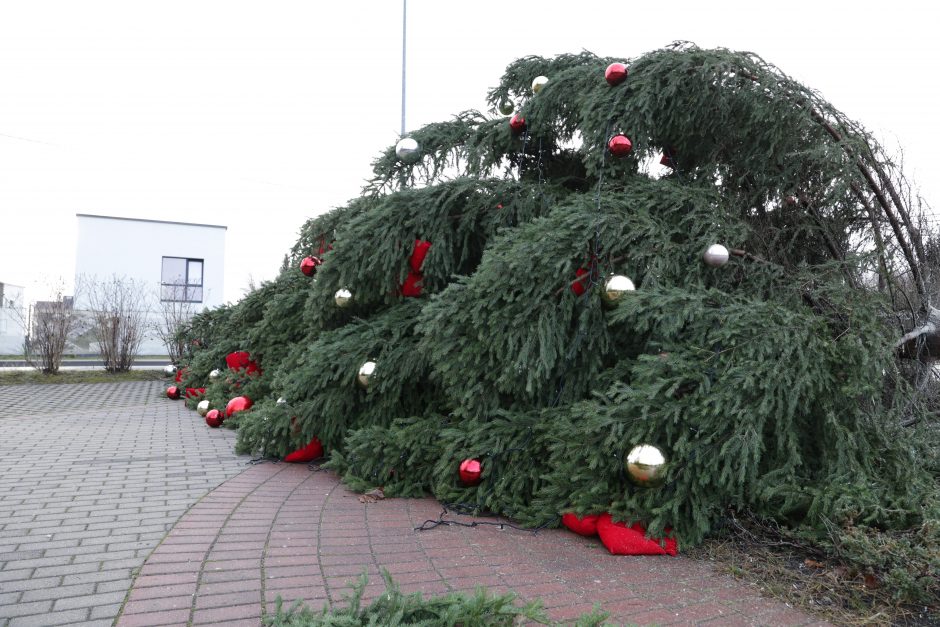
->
[400, 0, 407, 136]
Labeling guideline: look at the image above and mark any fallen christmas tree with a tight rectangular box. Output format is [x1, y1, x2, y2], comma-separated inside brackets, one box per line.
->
[175, 43, 938, 604]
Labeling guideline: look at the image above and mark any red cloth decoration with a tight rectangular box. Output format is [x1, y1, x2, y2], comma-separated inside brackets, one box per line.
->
[185, 387, 206, 399]
[561, 512, 601, 536]
[401, 271, 424, 297]
[166, 386, 181, 400]
[596, 513, 678, 556]
[226, 351, 261, 375]
[409, 240, 432, 272]
[205, 409, 223, 428]
[174, 367, 187, 383]
[225, 396, 253, 418]
[571, 268, 589, 296]
[284, 437, 324, 463]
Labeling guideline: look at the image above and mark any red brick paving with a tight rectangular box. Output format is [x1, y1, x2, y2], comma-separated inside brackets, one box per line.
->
[116, 463, 829, 626]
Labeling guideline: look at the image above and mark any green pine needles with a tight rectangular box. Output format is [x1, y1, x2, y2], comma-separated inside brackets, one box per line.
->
[177, 43, 938, 588]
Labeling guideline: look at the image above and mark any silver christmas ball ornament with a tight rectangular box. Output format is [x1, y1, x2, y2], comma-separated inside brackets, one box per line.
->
[395, 137, 420, 163]
[357, 360, 376, 389]
[209, 369, 221, 380]
[334, 288, 353, 308]
[531, 75, 549, 94]
[703, 244, 730, 267]
[163, 364, 176, 377]
[497, 100, 514, 116]
[601, 274, 636, 307]
[625, 444, 668, 487]
[276, 397, 287, 406]
[196, 400, 210, 417]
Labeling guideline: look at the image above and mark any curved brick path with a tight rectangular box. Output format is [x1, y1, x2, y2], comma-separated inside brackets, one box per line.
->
[118, 463, 828, 627]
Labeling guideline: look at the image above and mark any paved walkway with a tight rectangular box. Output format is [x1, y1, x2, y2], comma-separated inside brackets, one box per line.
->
[0, 381, 247, 626]
[0, 381, 828, 626]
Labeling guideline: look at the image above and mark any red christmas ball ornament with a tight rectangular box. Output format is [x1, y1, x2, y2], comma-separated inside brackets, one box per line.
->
[571, 267, 590, 296]
[458, 458, 483, 486]
[166, 386, 181, 400]
[608, 134, 633, 157]
[300, 256, 322, 277]
[509, 114, 526, 134]
[205, 409, 223, 428]
[225, 396, 253, 418]
[605, 62, 628, 86]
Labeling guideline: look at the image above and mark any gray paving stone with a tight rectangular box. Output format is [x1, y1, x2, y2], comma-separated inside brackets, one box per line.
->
[0, 380, 248, 625]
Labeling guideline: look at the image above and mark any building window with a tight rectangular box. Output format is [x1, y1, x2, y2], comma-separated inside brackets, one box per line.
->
[161, 257, 204, 302]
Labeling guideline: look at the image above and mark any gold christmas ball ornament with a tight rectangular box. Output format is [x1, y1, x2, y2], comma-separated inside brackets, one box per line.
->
[395, 137, 420, 163]
[531, 75, 549, 94]
[163, 364, 176, 377]
[625, 444, 668, 487]
[497, 99, 514, 116]
[703, 244, 730, 267]
[208, 369, 221, 380]
[334, 288, 353, 308]
[196, 400, 211, 417]
[357, 360, 376, 389]
[600, 274, 636, 307]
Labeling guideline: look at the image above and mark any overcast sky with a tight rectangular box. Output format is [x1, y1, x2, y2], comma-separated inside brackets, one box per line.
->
[1, 1, 938, 303]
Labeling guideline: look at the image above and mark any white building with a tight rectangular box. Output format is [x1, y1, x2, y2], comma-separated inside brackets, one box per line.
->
[74, 214, 227, 354]
[0, 282, 25, 354]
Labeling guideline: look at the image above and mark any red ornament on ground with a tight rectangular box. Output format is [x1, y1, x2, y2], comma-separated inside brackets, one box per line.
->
[205, 409, 223, 428]
[458, 458, 483, 486]
[595, 513, 678, 556]
[284, 437, 324, 463]
[571, 268, 590, 296]
[225, 396, 253, 418]
[166, 386, 181, 400]
[300, 256, 322, 277]
[562, 512, 602, 536]
[608, 135, 633, 157]
[509, 114, 526, 134]
[605, 63, 628, 86]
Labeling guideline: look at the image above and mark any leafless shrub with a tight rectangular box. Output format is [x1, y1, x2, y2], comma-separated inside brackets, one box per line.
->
[81, 274, 150, 373]
[20, 280, 83, 374]
[153, 283, 196, 364]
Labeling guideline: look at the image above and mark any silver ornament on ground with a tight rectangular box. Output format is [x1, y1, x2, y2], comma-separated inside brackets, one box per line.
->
[601, 274, 636, 307]
[357, 360, 376, 389]
[196, 400, 210, 417]
[625, 444, 667, 487]
[531, 75, 549, 94]
[498, 100, 514, 116]
[209, 369, 221, 380]
[334, 288, 352, 308]
[395, 137, 419, 162]
[703, 244, 730, 267]
[163, 364, 176, 377]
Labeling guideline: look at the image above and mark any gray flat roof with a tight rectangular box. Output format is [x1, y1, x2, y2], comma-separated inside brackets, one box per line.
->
[76, 213, 228, 230]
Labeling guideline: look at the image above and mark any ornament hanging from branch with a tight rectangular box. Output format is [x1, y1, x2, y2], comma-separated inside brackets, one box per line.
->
[458, 458, 483, 486]
[509, 114, 526, 134]
[605, 62, 628, 86]
[209, 369, 221, 380]
[607, 134, 633, 157]
[357, 360, 376, 389]
[497, 100, 514, 116]
[334, 288, 353, 308]
[531, 75, 549, 94]
[703, 244, 730, 267]
[395, 137, 420, 163]
[625, 444, 667, 487]
[601, 274, 636, 307]
[300, 256, 322, 277]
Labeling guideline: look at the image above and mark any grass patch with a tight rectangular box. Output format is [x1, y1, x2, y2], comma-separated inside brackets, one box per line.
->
[688, 512, 939, 626]
[265, 570, 610, 626]
[0, 369, 166, 386]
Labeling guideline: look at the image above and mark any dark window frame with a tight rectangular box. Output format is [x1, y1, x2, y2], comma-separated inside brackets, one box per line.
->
[161, 256, 204, 303]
